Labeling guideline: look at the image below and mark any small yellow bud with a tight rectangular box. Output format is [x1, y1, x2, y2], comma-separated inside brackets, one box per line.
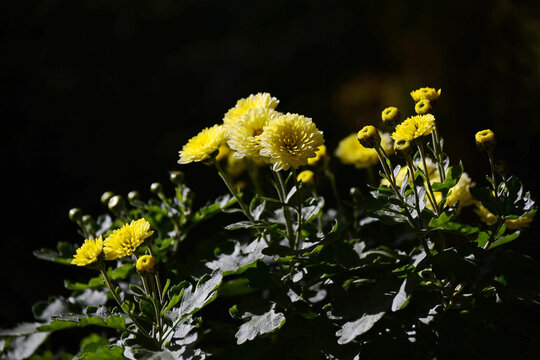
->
[381, 107, 400, 125]
[410, 87, 441, 103]
[297, 170, 315, 185]
[108, 195, 125, 212]
[136, 255, 156, 273]
[394, 139, 412, 157]
[475, 129, 495, 152]
[357, 125, 381, 149]
[414, 99, 432, 115]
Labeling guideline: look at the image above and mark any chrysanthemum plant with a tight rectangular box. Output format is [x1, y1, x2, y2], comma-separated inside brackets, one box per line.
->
[2, 90, 539, 359]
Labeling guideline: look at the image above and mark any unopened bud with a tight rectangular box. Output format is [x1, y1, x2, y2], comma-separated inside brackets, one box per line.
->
[136, 255, 156, 273]
[108, 195, 125, 211]
[357, 125, 381, 149]
[68, 208, 83, 222]
[169, 171, 184, 185]
[297, 170, 315, 185]
[128, 191, 141, 203]
[381, 107, 400, 127]
[414, 99, 432, 115]
[150, 182, 163, 194]
[81, 214, 93, 224]
[475, 129, 495, 152]
[100, 191, 115, 205]
[394, 139, 412, 157]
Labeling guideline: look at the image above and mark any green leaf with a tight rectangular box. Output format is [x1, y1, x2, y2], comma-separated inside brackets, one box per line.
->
[110, 264, 134, 280]
[164, 271, 223, 324]
[391, 278, 411, 312]
[78, 346, 127, 360]
[206, 238, 267, 275]
[224, 221, 275, 231]
[37, 306, 127, 332]
[488, 231, 521, 249]
[235, 304, 286, 344]
[64, 276, 104, 291]
[336, 312, 385, 344]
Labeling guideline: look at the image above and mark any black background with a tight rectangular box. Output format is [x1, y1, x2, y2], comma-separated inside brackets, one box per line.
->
[2, 0, 540, 328]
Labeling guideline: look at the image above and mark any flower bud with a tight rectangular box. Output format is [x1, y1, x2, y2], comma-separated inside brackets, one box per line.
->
[128, 191, 141, 203]
[394, 139, 412, 157]
[410, 87, 441, 103]
[349, 187, 361, 196]
[136, 255, 156, 273]
[381, 107, 400, 127]
[297, 170, 315, 185]
[81, 214, 93, 225]
[69, 208, 83, 222]
[307, 145, 327, 166]
[169, 171, 184, 185]
[414, 99, 432, 115]
[100, 191, 115, 205]
[357, 125, 381, 149]
[108, 195, 125, 212]
[475, 129, 495, 152]
[150, 182, 163, 194]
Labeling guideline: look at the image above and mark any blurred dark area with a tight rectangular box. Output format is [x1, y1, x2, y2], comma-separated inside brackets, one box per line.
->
[2, 0, 540, 328]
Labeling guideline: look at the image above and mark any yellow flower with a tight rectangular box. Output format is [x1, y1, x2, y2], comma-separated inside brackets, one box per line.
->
[335, 133, 378, 169]
[391, 114, 436, 142]
[475, 129, 495, 152]
[394, 139, 412, 157]
[474, 202, 498, 226]
[505, 214, 535, 230]
[445, 172, 475, 209]
[178, 124, 228, 164]
[381, 106, 400, 125]
[382, 158, 439, 187]
[297, 170, 315, 184]
[227, 108, 278, 161]
[415, 99, 432, 115]
[104, 218, 154, 260]
[72, 236, 103, 266]
[410, 87, 441, 103]
[357, 125, 381, 149]
[307, 145, 327, 165]
[475, 202, 535, 230]
[223, 92, 279, 126]
[259, 113, 324, 171]
[136, 255, 156, 273]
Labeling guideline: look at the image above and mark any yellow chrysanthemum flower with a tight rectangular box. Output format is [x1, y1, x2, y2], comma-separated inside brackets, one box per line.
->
[178, 124, 228, 164]
[357, 125, 381, 149]
[335, 133, 378, 169]
[307, 145, 327, 165]
[410, 87, 441, 103]
[72, 236, 103, 266]
[136, 255, 156, 273]
[223, 92, 279, 126]
[104, 218, 154, 260]
[297, 170, 315, 184]
[381, 158, 440, 187]
[227, 108, 278, 161]
[259, 113, 324, 171]
[392, 114, 436, 142]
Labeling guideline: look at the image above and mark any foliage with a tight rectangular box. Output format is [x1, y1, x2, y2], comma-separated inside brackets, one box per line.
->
[2, 89, 539, 360]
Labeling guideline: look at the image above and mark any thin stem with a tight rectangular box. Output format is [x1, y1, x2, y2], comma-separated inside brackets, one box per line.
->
[275, 170, 295, 247]
[324, 164, 346, 221]
[100, 264, 153, 340]
[405, 155, 423, 226]
[417, 142, 440, 217]
[487, 152, 499, 202]
[215, 161, 255, 223]
[432, 125, 446, 183]
[292, 168, 303, 250]
[483, 219, 504, 250]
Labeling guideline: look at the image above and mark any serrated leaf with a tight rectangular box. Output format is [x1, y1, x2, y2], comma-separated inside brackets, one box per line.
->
[235, 304, 286, 344]
[79, 346, 127, 360]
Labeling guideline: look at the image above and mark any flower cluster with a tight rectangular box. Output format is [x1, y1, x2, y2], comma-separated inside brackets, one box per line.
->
[71, 218, 153, 266]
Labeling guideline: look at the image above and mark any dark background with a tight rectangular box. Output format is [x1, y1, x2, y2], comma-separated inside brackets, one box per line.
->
[2, 0, 540, 327]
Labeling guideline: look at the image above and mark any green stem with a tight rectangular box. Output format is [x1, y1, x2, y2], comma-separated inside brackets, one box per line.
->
[324, 164, 346, 222]
[292, 168, 303, 250]
[418, 142, 440, 217]
[432, 125, 446, 183]
[215, 161, 255, 223]
[100, 264, 153, 340]
[275, 170, 295, 248]
[405, 155, 423, 226]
